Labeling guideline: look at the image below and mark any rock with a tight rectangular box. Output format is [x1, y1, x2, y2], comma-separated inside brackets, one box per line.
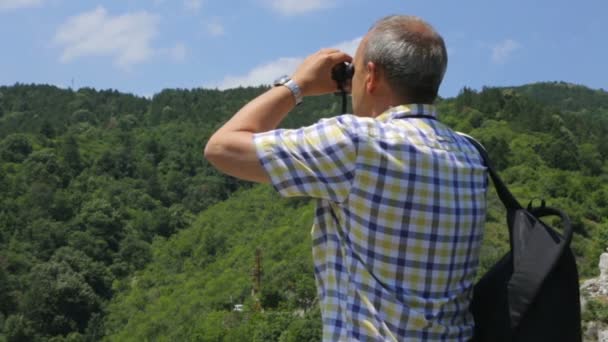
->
[599, 327, 608, 342]
[583, 321, 608, 342]
[601, 253, 608, 281]
[581, 250, 608, 341]
[582, 252, 608, 299]
[585, 321, 600, 341]
[581, 295, 588, 313]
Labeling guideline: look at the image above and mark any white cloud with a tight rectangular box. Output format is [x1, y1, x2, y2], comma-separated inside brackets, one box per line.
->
[332, 37, 362, 57]
[206, 20, 225, 37]
[184, 0, 202, 11]
[211, 36, 362, 90]
[168, 42, 187, 62]
[263, 0, 338, 16]
[216, 57, 302, 90]
[0, 0, 43, 11]
[491, 39, 521, 64]
[53, 6, 160, 69]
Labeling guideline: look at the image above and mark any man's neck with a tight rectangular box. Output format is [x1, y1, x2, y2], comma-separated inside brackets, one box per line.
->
[370, 94, 411, 118]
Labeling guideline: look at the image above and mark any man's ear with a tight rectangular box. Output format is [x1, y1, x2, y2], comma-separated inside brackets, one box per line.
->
[365, 61, 378, 94]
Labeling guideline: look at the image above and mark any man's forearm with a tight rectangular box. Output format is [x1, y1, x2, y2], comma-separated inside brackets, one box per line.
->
[211, 85, 296, 136]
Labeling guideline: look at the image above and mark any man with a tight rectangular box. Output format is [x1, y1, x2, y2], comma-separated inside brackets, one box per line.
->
[205, 15, 487, 341]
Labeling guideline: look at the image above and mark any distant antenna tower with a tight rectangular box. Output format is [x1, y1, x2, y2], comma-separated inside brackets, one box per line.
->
[251, 248, 263, 311]
[252, 248, 262, 295]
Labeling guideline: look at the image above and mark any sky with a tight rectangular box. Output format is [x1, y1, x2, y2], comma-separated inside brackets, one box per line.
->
[0, 0, 606, 99]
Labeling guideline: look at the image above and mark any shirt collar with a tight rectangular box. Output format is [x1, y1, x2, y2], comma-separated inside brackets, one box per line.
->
[375, 104, 438, 122]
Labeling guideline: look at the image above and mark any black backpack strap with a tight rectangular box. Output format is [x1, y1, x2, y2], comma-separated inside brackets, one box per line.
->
[458, 132, 573, 243]
[457, 133, 521, 211]
[527, 205, 574, 246]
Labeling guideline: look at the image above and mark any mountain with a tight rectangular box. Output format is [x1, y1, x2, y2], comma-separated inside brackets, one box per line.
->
[0, 82, 607, 341]
[505, 81, 608, 112]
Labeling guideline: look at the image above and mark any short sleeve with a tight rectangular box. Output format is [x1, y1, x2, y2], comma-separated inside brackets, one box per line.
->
[253, 115, 358, 202]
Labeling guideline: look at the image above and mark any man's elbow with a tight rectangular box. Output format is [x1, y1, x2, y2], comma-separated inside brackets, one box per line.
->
[203, 138, 223, 167]
[203, 137, 239, 175]
[203, 133, 268, 183]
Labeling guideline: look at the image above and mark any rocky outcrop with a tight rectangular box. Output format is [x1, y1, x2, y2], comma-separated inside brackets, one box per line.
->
[581, 249, 608, 341]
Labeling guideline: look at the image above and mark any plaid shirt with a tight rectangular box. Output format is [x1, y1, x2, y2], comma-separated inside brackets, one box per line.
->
[254, 104, 488, 341]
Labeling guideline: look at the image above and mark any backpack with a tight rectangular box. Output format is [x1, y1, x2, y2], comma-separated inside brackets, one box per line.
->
[461, 134, 582, 342]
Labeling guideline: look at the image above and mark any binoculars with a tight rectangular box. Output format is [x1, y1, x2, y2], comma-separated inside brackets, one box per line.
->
[332, 62, 355, 91]
[332, 62, 354, 113]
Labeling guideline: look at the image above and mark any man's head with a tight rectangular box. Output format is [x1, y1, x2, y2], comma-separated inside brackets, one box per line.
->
[351, 15, 448, 117]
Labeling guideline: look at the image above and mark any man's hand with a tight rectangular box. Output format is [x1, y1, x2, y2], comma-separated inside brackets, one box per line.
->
[292, 49, 353, 97]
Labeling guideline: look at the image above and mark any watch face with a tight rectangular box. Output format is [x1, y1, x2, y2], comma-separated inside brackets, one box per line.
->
[273, 75, 290, 86]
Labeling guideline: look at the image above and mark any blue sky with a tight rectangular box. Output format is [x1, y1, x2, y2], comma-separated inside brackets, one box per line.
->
[0, 0, 606, 98]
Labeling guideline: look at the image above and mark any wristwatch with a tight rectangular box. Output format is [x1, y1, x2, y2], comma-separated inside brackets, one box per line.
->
[273, 75, 303, 105]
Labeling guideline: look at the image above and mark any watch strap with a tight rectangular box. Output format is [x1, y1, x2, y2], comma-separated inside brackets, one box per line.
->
[284, 79, 303, 105]
[274, 76, 303, 105]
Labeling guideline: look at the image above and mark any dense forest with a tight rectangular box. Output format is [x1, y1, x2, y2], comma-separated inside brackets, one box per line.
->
[0, 82, 607, 341]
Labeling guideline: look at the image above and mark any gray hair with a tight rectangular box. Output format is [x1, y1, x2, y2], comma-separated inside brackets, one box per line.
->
[364, 15, 448, 103]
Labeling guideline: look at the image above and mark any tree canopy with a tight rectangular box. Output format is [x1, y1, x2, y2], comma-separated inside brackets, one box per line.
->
[0, 82, 607, 341]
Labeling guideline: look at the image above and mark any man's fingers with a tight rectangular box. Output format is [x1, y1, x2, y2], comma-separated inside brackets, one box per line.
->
[327, 51, 353, 64]
[311, 49, 353, 66]
[293, 48, 354, 96]
[318, 48, 340, 55]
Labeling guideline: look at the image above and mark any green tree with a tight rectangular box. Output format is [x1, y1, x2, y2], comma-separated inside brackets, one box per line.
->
[22, 262, 101, 338]
[60, 135, 82, 176]
[73, 198, 123, 256]
[116, 235, 151, 272]
[542, 137, 579, 171]
[67, 231, 111, 264]
[1, 134, 32, 162]
[0, 257, 16, 315]
[40, 120, 55, 138]
[251, 312, 295, 342]
[455, 87, 477, 111]
[20, 219, 66, 260]
[51, 247, 114, 300]
[578, 143, 603, 176]
[279, 309, 322, 342]
[4, 314, 38, 342]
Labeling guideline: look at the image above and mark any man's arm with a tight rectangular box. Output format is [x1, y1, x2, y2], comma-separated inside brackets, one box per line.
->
[203, 86, 294, 183]
[204, 49, 352, 183]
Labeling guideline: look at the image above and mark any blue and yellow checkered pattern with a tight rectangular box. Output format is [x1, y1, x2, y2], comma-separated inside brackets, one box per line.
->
[254, 104, 488, 341]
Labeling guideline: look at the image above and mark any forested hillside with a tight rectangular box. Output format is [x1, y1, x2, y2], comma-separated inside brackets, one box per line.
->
[0, 82, 607, 341]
